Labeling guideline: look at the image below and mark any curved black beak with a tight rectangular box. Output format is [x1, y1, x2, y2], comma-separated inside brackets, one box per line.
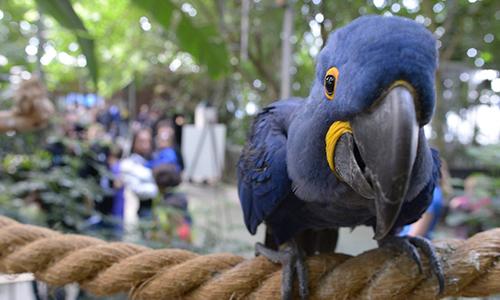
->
[351, 85, 419, 240]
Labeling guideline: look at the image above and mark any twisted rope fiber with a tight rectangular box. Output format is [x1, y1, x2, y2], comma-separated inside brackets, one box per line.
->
[0, 216, 498, 299]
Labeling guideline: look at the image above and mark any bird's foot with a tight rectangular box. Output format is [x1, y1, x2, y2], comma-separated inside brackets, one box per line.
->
[380, 235, 445, 294]
[255, 240, 309, 300]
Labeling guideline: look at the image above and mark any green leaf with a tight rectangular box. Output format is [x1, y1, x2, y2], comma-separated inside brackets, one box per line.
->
[34, 0, 98, 87]
[76, 36, 98, 86]
[132, 0, 229, 78]
[176, 14, 229, 78]
[481, 51, 493, 63]
[131, 0, 174, 29]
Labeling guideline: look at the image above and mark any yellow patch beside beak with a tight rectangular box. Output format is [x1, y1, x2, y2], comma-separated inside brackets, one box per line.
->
[325, 121, 352, 173]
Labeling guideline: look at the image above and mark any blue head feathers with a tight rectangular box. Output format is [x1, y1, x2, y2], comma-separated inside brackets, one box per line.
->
[287, 15, 438, 204]
[313, 15, 437, 124]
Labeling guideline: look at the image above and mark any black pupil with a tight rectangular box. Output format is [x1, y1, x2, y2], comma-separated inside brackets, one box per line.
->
[325, 75, 335, 94]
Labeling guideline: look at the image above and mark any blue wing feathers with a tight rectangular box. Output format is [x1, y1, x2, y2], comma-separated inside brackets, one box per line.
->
[237, 100, 301, 234]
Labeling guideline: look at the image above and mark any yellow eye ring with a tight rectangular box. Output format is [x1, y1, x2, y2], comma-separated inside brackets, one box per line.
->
[324, 67, 339, 100]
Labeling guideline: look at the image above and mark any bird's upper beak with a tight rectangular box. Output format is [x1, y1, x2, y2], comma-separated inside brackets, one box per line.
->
[326, 82, 419, 240]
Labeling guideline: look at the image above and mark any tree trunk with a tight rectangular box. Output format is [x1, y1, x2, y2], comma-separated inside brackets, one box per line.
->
[432, 70, 447, 155]
[240, 0, 250, 61]
[35, 13, 46, 84]
[216, 0, 226, 35]
[279, 1, 294, 99]
[128, 79, 137, 121]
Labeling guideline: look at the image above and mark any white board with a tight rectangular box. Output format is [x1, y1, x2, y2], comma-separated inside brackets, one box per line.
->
[182, 124, 226, 183]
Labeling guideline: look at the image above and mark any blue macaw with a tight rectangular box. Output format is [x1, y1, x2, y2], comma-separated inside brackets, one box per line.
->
[238, 15, 444, 299]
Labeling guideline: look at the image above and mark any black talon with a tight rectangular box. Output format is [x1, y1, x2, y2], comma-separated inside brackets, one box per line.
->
[403, 238, 424, 274]
[380, 235, 445, 295]
[255, 240, 309, 300]
[291, 239, 309, 300]
[255, 242, 282, 263]
[381, 236, 423, 273]
[408, 236, 445, 294]
[281, 251, 295, 300]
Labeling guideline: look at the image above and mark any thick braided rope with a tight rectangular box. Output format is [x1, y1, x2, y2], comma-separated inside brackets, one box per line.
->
[0, 216, 498, 299]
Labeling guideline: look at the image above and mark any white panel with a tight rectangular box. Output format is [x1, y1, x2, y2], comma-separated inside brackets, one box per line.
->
[182, 124, 226, 183]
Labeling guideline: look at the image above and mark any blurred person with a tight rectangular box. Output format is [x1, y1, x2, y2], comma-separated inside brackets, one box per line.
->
[86, 143, 126, 239]
[109, 145, 125, 236]
[73, 123, 87, 140]
[75, 102, 93, 126]
[132, 104, 151, 133]
[86, 144, 114, 233]
[149, 105, 162, 126]
[173, 113, 185, 149]
[120, 127, 158, 218]
[173, 114, 186, 171]
[450, 175, 492, 212]
[448, 174, 493, 238]
[150, 120, 191, 242]
[152, 163, 191, 242]
[151, 122, 181, 172]
[108, 103, 122, 138]
[45, 138, 66, 166]
[119, 103, 130, 137]
[96, 103, 112, 130]
[86, 123, 107, 142]
[85, 141, 111, 185]
[63, 109, 79, 139]
[155, 119, 185, 171]
[399, 185, 444, 239]
[137, 104, 150, 125]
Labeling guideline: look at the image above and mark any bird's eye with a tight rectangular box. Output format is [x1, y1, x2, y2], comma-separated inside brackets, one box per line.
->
[324, 67, 339, 100]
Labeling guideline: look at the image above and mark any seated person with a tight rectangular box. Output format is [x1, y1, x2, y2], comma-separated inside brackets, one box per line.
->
[153, 163, 191, 242]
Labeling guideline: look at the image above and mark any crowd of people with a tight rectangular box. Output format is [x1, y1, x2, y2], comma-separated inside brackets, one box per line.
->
[55, 100, 191, 242]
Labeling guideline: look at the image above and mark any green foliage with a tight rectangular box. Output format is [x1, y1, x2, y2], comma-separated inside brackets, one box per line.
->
[1, 0, 499, 152]
[132, 0, 174, 30]
[34, 0, 98, 86]
[132, 0, 229, 78]
[176, 15, 229, 78]
[466, 145, 500, 169]
[0, 139, 106, 231]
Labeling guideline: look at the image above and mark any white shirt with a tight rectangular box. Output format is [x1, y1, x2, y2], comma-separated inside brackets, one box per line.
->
[120, 153, 158, 200]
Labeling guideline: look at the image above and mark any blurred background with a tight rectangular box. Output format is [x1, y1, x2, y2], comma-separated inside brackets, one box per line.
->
[0, 0, 499, 299]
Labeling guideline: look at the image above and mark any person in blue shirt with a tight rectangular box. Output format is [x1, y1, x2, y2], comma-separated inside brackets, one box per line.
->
[399, 186, 444, 239]
[399, 159, 452, 239]
[150, 122, 181, 172]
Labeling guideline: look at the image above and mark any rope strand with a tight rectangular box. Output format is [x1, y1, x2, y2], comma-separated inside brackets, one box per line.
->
[0, 216, 498, 299]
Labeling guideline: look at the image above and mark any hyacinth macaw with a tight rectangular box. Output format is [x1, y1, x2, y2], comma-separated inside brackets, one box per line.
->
[238, 15, 444, 299]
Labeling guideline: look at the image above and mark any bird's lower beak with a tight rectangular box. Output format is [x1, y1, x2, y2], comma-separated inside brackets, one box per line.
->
[327, 83, 419, 240]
